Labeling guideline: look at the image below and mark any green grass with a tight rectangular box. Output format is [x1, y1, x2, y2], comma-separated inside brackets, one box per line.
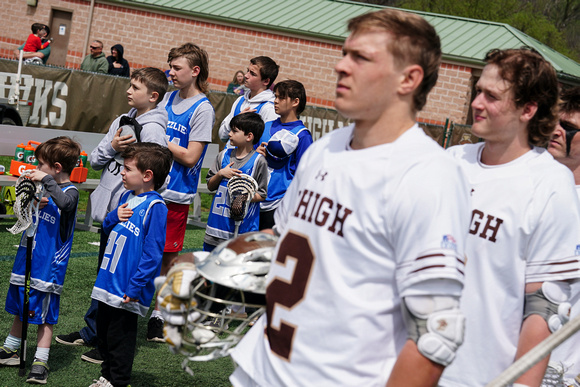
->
[0, 159, 230, 386]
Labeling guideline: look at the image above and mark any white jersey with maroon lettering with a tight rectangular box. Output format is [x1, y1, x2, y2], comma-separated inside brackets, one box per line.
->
[440, 144, 580, 387]
[546, 186, 580, 380]
[230, 124, 471, 386]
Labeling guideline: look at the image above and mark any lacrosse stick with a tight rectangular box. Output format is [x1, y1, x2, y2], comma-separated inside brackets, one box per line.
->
[7, 171, 45, 376]
[227, 174, 258, 238]
[486, 313, 580, 387]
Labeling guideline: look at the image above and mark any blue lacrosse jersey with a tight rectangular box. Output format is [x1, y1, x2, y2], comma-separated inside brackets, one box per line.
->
[206, 149, 262, 241]
[233, 97, 273, 116]
[164, 90, 211, 204]
[258, 118, 312, 210]
[91, 190, 167, 317]
[10, 185, 78, 295]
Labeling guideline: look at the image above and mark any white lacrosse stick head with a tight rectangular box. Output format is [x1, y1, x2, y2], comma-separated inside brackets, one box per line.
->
[7, 170, 45, 236]
[227, 174, 258, 222]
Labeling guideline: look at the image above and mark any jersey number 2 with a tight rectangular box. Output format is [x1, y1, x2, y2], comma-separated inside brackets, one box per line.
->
[100, 230, 126, 274]
[266, 231, 315, 361]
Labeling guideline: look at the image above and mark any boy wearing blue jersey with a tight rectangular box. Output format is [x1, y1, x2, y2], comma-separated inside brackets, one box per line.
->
[256, 80, 313, 230]
[218, 56, 280, 143]
[0, 136, 81, 384]
[204, 112, 269, 251]
[56, 67, 169, 362]
[90, 142, 172, 387]
[150, 42, 215, 341]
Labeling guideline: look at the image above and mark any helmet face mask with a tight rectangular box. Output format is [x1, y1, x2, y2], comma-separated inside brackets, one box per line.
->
[174, 232, 277, 364]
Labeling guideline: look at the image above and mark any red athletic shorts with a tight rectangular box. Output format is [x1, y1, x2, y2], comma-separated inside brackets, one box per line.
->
[164, 202, 190, 252]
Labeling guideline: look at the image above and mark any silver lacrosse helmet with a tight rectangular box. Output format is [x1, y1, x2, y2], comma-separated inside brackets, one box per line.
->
[177, 231, 278, 365]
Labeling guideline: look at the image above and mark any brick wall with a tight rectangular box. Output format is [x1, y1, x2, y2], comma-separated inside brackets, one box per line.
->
[0, 0, 475, 125]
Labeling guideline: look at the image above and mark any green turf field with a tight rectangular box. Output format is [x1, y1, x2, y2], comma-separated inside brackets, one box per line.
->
[0, 158, 233, 386]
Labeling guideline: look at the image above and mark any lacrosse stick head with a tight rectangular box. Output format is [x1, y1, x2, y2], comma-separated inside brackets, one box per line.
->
[7, 171, 45, 236]
[227, 174, 258, 222]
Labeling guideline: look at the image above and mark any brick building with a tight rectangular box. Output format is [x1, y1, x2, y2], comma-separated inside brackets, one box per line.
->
[1, 0, 579, 127]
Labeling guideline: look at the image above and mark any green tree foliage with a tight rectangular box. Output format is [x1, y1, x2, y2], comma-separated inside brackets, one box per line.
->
[351, 0, 580, 61]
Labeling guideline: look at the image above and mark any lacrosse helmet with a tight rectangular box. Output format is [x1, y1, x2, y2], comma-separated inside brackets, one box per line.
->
[176, 231, 278, 364]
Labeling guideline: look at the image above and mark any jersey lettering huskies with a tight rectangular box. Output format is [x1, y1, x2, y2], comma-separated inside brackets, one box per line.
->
[162, 90, 211, 204]
[92, 191, 167, 317]
[231, 124, 470, 386]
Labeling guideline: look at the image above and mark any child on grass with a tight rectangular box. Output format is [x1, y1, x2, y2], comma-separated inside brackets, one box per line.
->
[204, 112, 268, 252]
[89, 142, 172, 387]
[148, 43, 215, 342]
[256, 80, 313, 230]
[218, 56, 279, 145]
[55, 67, 169, 364]
[0, 136, 81, 384]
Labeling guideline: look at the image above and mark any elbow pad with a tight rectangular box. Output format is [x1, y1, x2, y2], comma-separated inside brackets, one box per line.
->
[402, 294, 465, 366]
[524, 281, 571, 333]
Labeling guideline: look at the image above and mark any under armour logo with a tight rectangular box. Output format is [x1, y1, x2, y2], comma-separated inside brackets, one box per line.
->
[436, 319, 448, 331]
[316, 170, 328, 181]
[470, 188, 475, 195]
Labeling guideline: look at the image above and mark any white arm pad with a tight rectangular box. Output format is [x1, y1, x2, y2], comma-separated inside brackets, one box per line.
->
[524, 281, 571, 333]
[403, 295, 465, 366]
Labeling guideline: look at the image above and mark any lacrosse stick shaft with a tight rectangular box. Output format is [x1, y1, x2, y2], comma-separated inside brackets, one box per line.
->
[486, 313, 580, 387]
[234, 221, 241, 238]
[18, 235, 33, 376]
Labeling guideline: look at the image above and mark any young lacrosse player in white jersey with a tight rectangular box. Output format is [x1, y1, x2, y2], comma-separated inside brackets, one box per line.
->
[440, 50, 580, 387]
[545, 86, 580, 384]
[229, 9, 471, 386]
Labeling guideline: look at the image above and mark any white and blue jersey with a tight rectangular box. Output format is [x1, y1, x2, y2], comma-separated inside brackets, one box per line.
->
[258, 118, 312, 211]
[10, 184, 78, 295]
[233, 97, 273, 116]
[91, 190, 167, 317]
[206, 149, 262, 241]
[163, 90, 212, 204]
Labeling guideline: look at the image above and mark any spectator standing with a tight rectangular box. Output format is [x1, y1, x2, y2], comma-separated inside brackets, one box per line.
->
[81, 40, 108, 74]
[227, 70, 247, 95]
[107, 44, 130, 77]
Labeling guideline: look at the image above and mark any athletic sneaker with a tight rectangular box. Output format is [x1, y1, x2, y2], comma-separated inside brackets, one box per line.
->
[81, 348, 103, 364]
[26, 359, 49, 384]
[146, 317, 165, 343]
[55, 331, 86, 346]
[89, 376, 113, 387]
[0, 345, 20, 366]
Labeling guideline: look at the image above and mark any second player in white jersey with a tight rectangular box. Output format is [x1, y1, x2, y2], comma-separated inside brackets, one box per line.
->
[440, 143, 580, 386]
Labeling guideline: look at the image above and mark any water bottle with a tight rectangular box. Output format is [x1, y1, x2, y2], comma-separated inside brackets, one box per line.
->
[14, 143, 25, 162]
[79, 151, 88, 168]
[24, 144, 37, 165]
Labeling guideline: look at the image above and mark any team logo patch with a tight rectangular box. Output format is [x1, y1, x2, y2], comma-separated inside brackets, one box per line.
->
[140, 209, 146, 217]
[441, 235, 457, 251]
